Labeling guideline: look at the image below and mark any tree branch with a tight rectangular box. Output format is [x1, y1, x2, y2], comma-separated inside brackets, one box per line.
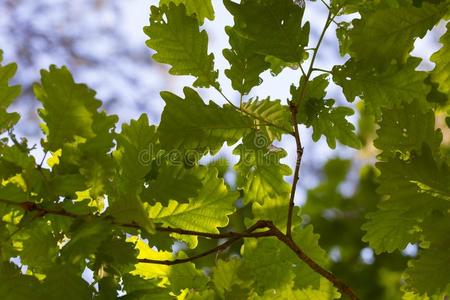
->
[0, 198, 273, 240]
[138, 220, 275, 265]
[0, 198, 358, 298]
[286, 9, 335, 238]
[138, 237, 241, 265]
[286, 103, 303, 238]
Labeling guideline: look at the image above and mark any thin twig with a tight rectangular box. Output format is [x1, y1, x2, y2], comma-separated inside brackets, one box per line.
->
[155, 226, 273, 239]
[214, 86, 240, 110]
[139, 220, 273, 265]
[320, 0, 331, 9]
[312, 67, 332, 74]
[286, 10, 335, 238]
[38, 151, 48, 169]
[138, 238, 241, 265]
[286, 103, 303, 238]
[299, 64, 307, 77]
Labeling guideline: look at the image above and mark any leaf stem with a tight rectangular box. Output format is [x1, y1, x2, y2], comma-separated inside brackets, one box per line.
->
[299, 64, 307, 77]
[320, 0, 331, 10]
[312, 67, 332, 74]
[38, 151, 48, 169]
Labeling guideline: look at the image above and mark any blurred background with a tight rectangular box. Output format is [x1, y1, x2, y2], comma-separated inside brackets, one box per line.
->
[0, 0, 448, 298]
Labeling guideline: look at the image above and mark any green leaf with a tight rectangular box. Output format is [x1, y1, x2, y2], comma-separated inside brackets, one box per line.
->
[362, 209, 421, 254]
[374, 102, 442, 160]
[259, 279, 339, 300]
[406, 249, 450, 295]
[294, 75, 361, 149]
[131, 238, 208, 292]
[250, 193, 292, 231]
[224, 0, 310, 64]
[20, 221, 58, 269]
[39, 265, 93, 300]
[212, 258, 247, 297]
[404, 212, 450, 294]
[223, 28, 269, 95]
[167, 258, 209, 293]
[108, 114, 157, 233]
[114, 114, 157, 181]
[241, 98, 292, 142]
[34, 66, 102, 151]
[131, 237, 173, 280]
[332, 58, 430, 116]
[430, 22, 450, 94]
[158, 87, 252, 153]
[0, 180, 28, 202]
[362, 146, 450, 253]
[96, 237, 138, 273]
[61, 219, 111, 265]
[147, 167, 238, 248]
[0, 262, 41, 300]
[240, 238, 295, 293]
[144, 3, 217, 87]
[348, 3, 444, 66]
[233, 136, 291, 205]
[145, 164, 204, 206]
[0, 52, 21, 133]
[121, 274, 174, 300]
[159, 0, 214, 24]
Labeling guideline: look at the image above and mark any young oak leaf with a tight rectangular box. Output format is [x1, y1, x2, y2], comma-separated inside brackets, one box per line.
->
[0, 50, 21, 134]
[223, 28, 269, 95]
[224, 0, 310, 65]
[34, 66, 102, 151]
[362, 146, 450, 253]
[159, 0, 214, 24]
[144, 3, 218, 87]
[332, 58, 430, 117]
[241, 98, 292, 142]
[147, 167, 238, 248]
[431, 22, 450, 94]
[374, 101, 442, 160]
[293, 75, 361, 149]
[240, 225, 330, 293]
[233, 134, 291, 205]
[108, 114, 158, 234]
[158, 87, 253, 154]
[348, 3, 444, 66]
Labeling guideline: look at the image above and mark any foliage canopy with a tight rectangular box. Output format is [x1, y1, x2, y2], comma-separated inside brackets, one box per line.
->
[0, 0, 450, 299]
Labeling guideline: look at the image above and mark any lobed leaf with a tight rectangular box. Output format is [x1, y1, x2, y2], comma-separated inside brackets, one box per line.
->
[144, 3, 217, 87]
[158, 87, 253, 153]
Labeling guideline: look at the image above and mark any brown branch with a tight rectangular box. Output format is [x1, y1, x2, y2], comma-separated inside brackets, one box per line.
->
[1, 198, 358, 298]
[155, 226, 273, 239]
[0, 198, 273, 240]
[286, 9, 335, 238]
[138, 220, 275, 265]
[138, 237, 241, 265]
[286, 103, 303, 238]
